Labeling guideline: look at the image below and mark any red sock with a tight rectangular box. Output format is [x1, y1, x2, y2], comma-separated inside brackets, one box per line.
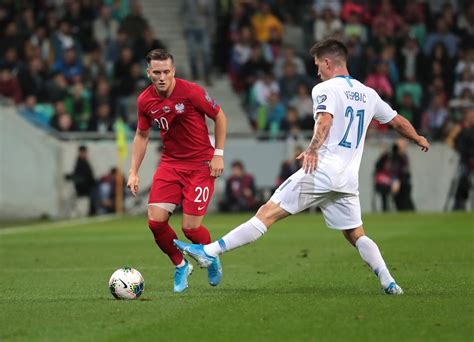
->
[148, 220, 183, 266]
[182, 225, 211, 244]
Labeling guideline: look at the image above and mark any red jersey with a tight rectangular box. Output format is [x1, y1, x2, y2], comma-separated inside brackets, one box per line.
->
[137, 78, 221, 169]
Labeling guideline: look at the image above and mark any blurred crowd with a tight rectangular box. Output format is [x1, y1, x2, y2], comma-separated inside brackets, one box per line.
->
[221, 0, 474, 142]
[0, 0, 164, 133]
[0, 0, 473, 143]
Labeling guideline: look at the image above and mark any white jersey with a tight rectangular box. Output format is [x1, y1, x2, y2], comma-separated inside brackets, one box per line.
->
[311, 75, 397, 194]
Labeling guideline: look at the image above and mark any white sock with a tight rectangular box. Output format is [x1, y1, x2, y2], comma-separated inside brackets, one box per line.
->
[355, 236, 395, 288]
[204, 217, 267, 257]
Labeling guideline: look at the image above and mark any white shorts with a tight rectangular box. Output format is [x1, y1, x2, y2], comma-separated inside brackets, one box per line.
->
[270, 169, 362, 230]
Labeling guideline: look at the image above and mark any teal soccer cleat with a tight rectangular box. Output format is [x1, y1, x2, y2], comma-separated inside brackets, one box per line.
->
[384, 282, 404, 295]
[173, 259, 193, 293]
[173, 240, 222, 286]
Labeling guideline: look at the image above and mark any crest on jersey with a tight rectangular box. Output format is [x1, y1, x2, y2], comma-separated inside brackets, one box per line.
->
[163, 106, 171, 113]
[175, 103, 185, 113]
[317, 95, 327, 104]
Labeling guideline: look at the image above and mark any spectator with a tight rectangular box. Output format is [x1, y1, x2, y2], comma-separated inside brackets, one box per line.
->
[374, 146, 393, 212]
[365, 61, 394, 102]
[119, 0, 149, 44]
[273, 45, 305, 79]
[65, 145, 97, 216]
[313, 6, 343, 42]
[390, 139, 415, 211]
[263, 91, 286, 137]
[282, 13, 305, 57]
[64, 82, 91, 131]
[423, 92, 449, 140]
[278, 61, 312, 104]
[19, 95, 51, 131]
[424, 17, 458, 58]
[45, 72, 68, 102]
[448, 108, 474, 210]
[180, 0, 215, 84]
[276, 145, 303, 187]
[220, 160, 257, 212]
[397, 92, 422, 129]
[288, 83, 314, 129]
[0, 67, 23, 104]
[52, 47, 84, 84]
[50, 101, 77, 132]
[134, 27, 166, 61]
[251, 2, 283, 44]
[279, 106, 303, 142]
[93, 5, 119, 52]
[97, 167, 125, 214]
[396, 75, 423, 108]
[17, 57, 47, 101]
[88, 102, 114, 134]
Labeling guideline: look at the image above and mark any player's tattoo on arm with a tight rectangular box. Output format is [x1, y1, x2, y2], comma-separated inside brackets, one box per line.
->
[307, 113, 332, 153]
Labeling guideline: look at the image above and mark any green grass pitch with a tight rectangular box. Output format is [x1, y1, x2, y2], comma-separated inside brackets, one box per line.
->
[1, 212, 472, 341]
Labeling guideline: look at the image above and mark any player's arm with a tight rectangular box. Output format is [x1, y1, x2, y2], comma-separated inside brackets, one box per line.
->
[297, 112, 333, 173]
[388, 114, 430, 152]
[127, 128, 150, 196]
[209, 109, 227, 177]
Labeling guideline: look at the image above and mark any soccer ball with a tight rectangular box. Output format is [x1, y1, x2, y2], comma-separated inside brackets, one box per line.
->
[109, 267, 145, 300]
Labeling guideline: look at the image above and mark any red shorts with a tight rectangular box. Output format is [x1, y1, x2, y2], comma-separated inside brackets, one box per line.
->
[149, 165, 215, 216]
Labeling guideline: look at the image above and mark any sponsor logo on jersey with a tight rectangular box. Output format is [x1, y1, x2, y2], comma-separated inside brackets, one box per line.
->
[317, 95, 327, 104]
[175, 103, 185, 113]
[151, 108, 160, 114]
[163, 106, 171, 113]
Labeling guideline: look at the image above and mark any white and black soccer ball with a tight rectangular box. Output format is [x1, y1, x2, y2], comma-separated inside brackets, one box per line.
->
[109, 267, 145, 300]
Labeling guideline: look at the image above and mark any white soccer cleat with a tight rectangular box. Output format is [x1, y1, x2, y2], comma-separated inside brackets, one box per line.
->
[384, 282, 404, 295]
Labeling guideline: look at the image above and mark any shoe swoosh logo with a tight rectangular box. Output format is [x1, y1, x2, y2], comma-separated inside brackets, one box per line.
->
[119, 279, 128, 288]
[197, 206, 205, 210]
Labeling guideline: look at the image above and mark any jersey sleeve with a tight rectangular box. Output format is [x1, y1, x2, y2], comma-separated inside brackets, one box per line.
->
[373, 91, 397, 124]
[136, 97, 151, 130]
[189, 84, 221, 120]
[312, 84, 336, 118]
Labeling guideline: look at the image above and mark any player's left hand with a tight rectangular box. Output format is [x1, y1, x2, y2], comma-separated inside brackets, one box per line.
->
[209, 155, 224, 178]
[297, 150, 318, 174]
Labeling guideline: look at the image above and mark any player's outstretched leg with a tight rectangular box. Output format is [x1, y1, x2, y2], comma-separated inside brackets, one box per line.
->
[173, 259, 194, 293]
[354, 234, 403, 295]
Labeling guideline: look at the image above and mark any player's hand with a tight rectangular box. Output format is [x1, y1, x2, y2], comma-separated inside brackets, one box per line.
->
[297, 150, 318, 174]
[127, 173, 139, 197]
[209, 155, 224, 178]
[416, 136, 430, 152]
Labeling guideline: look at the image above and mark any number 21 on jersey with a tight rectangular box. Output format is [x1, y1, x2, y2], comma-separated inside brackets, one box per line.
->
[338, 106, 365, 149]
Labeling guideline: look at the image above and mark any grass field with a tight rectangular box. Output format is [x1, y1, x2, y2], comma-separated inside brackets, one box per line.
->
[1, 212, 472, 341]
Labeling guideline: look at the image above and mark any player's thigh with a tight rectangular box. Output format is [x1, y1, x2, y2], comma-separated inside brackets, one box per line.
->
[148, 167, 182, 212]
[270, 169, 331, 214]
[182, 168, 215, 216]
[320, 193, 362, 230]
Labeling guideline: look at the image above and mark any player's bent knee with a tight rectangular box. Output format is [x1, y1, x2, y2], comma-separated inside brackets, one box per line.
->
[148, 204, 172, 222]
[342, 226, 365, 246]
[255, 201, 288, 227]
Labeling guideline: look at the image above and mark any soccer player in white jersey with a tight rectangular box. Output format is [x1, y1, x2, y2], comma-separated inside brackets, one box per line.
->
[174, 39, 430, 295]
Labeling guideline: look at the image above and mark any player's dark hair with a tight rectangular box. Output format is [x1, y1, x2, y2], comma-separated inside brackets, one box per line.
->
[309, 39, 348, 63]
[146, 49, 174, 65]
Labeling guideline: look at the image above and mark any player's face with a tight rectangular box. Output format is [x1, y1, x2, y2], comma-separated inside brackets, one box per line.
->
[147, 59, 175, 93]
[314, 57, 331, 81]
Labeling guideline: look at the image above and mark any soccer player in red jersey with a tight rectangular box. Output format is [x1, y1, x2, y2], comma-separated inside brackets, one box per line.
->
[127, 49, 227, 292]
